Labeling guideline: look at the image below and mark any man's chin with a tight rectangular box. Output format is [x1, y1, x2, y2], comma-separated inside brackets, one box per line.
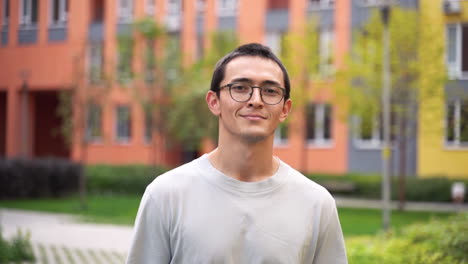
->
[240, 132, 270, 144]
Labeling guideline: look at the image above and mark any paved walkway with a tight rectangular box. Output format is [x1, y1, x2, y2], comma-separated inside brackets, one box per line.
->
[334, 196, 468, 212]
[0, 198, 466, 263]
[1, 209, 133, 264]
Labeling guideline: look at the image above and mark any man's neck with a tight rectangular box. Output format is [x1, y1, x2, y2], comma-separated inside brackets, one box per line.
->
[208, 136, 278, 182]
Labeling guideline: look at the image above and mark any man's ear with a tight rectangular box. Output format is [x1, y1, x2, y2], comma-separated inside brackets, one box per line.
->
[206, 91, 221, 116]
[279, 99, 292, 122]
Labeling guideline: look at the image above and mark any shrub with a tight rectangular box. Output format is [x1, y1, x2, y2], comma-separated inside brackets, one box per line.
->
[0, 158, 82, 199]
[86, 164, 168, 195]
[0, 229, 35, 264]
[347, 213, 468, 264]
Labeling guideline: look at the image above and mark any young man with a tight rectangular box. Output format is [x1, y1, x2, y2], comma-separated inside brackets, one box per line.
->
[126, 43, 347, 263]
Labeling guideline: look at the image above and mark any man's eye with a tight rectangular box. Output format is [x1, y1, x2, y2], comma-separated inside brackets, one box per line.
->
[263, 87, 280, 95]
[232, 84, 250, 92]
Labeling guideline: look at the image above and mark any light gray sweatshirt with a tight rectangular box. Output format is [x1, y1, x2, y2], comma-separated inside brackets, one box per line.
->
[126, 154, 347, 264]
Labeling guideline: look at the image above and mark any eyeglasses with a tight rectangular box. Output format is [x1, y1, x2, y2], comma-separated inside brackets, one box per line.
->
[220, 82, 286, 105]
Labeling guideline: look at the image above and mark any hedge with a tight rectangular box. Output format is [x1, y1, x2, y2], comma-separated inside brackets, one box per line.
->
[85, 164, 168, 195]
[0, 158, 82, 199]
[308, 173, 468, 202]
[346, 212, 468, 264]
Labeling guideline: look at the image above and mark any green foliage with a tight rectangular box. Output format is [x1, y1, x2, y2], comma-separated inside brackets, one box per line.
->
[117, 33, 134, 84]
[133, 17, 163, 40]
[0, 229, 35, 263]
[165, 31, 238, 150]
[57, 90, 74, 148]
[308, 173, 468, 202]
[86, 164, 168, 195]
[347, 213, 468, 264]
[282, 17, 321, 108]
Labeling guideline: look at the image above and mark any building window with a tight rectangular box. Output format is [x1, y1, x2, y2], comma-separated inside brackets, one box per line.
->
[117, 0, 133, 23]
[20, 0, 39, 27]
[50, 0, 67, 27]
[446, 24, 468, 79]
[2, 0, 9, 25]
[306, 103, 333, 146]
[91, 0, 104, 23]
[88, 43, 103, 83]
[145, 40, 155, 83]
[168, 0, 181, 15]
[267, 0, 289, 10]
[353, 114, 382, 149]
[117, 36, 133, 84]
[144, 109, 153, 143]
[319, 28, 334, 77]
[309, 0, 334, 9]
[265, 31, 283, 57]
[446, 99, 468, 148]
[145, 0, 155, 15]
[274, 122, 288, 146]
[166, 0, 181, 31]
[86, 104, 102, 142]
[218, 0, 237, 16]
[116, 105, 132, 142]
[197, 0, 206, 14]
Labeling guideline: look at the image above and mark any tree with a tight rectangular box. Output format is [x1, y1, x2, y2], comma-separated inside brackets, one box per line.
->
[57, 40, 112, 209]
[166, 31, 238, 154]
[334, 7, 446, 210]
[282, 16, 325, 172]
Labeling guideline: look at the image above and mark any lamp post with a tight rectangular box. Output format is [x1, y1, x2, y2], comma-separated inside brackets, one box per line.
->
[20, 70, 30, 159]
[380, 5, 392, 231]
[358, 0, 395, 231]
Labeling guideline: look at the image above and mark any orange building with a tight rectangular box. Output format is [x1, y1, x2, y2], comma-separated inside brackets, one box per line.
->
[0, 0, 351, 173]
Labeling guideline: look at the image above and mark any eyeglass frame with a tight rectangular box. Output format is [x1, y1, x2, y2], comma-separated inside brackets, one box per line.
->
[219, 82, 286, 105]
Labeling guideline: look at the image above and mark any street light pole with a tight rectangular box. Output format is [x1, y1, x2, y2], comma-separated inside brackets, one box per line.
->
[381, 5, 392, 231]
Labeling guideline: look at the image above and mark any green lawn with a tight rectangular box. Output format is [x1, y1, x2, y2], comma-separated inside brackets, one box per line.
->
[0, 195, 454, 236]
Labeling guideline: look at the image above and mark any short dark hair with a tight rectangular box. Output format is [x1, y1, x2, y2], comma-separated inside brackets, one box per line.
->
[210, 43, 291, 101]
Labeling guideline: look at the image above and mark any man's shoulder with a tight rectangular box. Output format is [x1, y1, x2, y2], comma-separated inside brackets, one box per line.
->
[145, 158, 202, 197]
[282, 162, 335, 203]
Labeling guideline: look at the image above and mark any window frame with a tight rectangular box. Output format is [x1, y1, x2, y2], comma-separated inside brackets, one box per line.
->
[218, 0, 237, 17]
[144, 109, 153, 144]
[115, 105, 132, 143]
[2, 0, 9, 26]
[117, 0, 133, 23]
[446, 23, 468, 80]
[145, 0, 156, 15]
[88, 42, 103, 84]
[85, 103, 103, 143]
[49, 0, 68, 27]
[19, 0, 38, 28]
[319, 27, 335, 77]
[353, 114, 383, 149]
[306, 102, 334, 148]
[274, 122, 289, 147]
[445, 99, 468, 149]
[264, 31, 283, 57]
[308, 0, 334, 10]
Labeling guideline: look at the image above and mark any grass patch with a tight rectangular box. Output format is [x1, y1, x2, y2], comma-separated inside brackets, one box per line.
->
[0, 194, 140, 225]
[338, 208, 453, 237]
[0, 195, 455, 236]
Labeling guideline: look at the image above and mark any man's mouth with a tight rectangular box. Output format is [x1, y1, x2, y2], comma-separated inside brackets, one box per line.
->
[240, 114, 266, 121]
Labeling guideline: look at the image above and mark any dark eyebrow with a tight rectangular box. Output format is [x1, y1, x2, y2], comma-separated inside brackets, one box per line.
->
[230, 78, 282, 87]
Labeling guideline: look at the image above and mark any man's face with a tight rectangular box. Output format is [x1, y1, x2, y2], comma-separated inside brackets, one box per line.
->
[206, 56, 292, 143]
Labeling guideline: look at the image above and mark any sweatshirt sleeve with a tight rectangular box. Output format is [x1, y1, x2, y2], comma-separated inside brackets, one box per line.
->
[312, 197, 348, 264]
[126, 186, 171, 264]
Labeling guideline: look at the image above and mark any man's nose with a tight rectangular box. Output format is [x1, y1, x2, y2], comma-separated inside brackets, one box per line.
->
[248, 87, 264, 107]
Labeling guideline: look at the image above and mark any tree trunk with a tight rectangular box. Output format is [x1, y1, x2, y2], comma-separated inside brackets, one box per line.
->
[397, 111, 407, 211]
